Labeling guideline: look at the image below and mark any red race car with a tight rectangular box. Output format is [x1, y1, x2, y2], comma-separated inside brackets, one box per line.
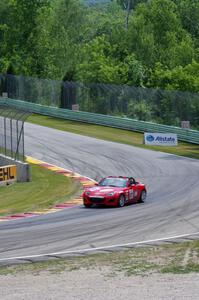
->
[83, 176, 147, 208]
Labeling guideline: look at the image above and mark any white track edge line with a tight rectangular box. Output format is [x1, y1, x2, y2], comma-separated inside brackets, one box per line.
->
[0, 231, 199, 262]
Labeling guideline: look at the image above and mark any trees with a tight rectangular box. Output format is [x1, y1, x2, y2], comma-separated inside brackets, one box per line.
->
[0, 0, 198, 127]
[127, 0, 195, 70]
[114, 0, 147, 29]
[173, 0, 199, 46]
[76, 35, 144, 86]
[150, 60, 199, 93]
[0, 0, 51, 75]
[0, 1, 14, 73]
[0, 0, 198, 94]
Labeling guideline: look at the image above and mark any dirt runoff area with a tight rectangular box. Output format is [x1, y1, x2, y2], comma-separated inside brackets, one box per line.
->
[1, 242, 199, 300]
[0, 267, 198, 300]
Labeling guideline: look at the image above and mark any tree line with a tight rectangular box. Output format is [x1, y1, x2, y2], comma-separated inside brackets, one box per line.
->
[0, 0, 199, 128]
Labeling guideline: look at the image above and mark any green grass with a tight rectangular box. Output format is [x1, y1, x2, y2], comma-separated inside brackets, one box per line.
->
[27, 115, 199, 160]
[0, 164, 81, 217]
[0, 240, 198, 276]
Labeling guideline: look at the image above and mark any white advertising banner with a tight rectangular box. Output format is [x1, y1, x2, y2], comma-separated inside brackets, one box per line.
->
[144, 133, 178, 146]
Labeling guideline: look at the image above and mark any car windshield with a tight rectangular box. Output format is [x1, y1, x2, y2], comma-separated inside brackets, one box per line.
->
[99, 178, 127, 188]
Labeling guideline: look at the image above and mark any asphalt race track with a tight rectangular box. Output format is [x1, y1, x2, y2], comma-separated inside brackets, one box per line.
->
[0, 123, 199, 264]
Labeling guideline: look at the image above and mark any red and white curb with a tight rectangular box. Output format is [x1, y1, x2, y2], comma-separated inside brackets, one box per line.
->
[0, 156, 96, 222]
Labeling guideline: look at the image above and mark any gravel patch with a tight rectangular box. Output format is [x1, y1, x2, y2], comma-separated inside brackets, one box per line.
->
[0, 267, 199, 300]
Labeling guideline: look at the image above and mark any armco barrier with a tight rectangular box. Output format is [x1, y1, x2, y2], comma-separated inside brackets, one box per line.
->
[1, 97, 199, 144]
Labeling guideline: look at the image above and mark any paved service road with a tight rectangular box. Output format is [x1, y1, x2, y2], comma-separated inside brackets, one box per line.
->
[0, 123, 199, 261]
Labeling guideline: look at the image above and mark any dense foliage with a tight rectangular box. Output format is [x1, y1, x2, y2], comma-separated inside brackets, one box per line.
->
[0, 0, 199, 127]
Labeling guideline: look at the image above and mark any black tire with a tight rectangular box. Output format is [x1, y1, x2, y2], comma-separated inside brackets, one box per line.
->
[139, 190, 146, 203]
[84, 203, 92, 208]
[118, 194, 125, 207]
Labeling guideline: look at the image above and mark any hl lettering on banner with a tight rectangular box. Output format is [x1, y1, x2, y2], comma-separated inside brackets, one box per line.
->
[0, 165, 17, 184]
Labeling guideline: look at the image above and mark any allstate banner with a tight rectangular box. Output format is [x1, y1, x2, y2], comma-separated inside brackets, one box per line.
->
[144, 133, 178, 146]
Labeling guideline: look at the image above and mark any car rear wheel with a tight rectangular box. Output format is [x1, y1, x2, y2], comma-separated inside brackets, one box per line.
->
[139, 190, 146, 203]
[118, 195, 125, 207]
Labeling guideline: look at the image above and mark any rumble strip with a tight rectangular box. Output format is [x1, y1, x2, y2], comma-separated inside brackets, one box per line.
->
[0, 156, 96, 222]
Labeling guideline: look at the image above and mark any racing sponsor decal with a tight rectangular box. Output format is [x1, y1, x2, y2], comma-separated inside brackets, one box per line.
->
[100, 188, 114, 193]
[89, 187, 100, 191]
[0, 165, 16, 184]
[129, 189, 133, 200]
[144, 133, 178, 146]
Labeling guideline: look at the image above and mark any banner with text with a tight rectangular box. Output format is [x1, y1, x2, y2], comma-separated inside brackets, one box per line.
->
[0, 165, 17, 185]
[144, 133, 178, 146]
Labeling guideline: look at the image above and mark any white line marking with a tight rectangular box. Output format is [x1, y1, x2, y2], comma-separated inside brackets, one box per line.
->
[0, 231, 199, 262]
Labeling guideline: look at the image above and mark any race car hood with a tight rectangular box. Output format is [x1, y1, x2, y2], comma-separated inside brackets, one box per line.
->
[84, 186, 123, 196]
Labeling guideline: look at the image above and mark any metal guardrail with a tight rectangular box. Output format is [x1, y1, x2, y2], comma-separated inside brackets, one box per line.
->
[1, 97, 199, 144]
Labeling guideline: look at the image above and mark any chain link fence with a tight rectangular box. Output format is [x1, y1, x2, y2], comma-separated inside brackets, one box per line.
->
[0, 104, 31, 161]
[1, 73, 199, 129]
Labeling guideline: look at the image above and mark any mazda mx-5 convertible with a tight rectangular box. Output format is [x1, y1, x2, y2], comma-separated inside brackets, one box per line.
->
[83, 176, 146, 208]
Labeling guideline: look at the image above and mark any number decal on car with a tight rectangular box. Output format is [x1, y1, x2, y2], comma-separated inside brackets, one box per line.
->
[129, 189, 133, 200]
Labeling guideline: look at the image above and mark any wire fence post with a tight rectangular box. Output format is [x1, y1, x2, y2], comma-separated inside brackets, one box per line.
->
[0, 104, 31, 162]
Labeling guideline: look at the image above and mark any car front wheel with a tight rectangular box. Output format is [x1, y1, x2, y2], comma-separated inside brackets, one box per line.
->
[118, 195, 125, 207]
[84, 203, 92, 208]
[139, 190, 146, 203]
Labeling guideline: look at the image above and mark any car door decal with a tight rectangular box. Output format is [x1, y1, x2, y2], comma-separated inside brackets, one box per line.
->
[125, 191, 129, 201]
[134, 190, 138, 198]
[129, 189, 134, 201]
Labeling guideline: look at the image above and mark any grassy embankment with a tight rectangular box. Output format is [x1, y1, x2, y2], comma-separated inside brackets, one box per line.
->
[28, 114, 199, 160]
[0, 240, 198, 275]
[0, 164, 80, 217]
